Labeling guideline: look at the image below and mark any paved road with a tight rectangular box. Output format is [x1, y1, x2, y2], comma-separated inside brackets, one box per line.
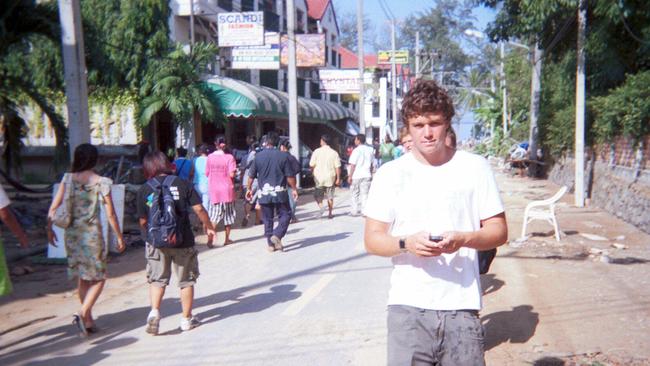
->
[1, 190, 391, 366]
[2, 166, 649, 365]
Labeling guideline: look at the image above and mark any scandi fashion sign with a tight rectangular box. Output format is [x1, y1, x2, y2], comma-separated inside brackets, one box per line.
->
[217, 11, 264, 47]
[319, 69, 360, 94]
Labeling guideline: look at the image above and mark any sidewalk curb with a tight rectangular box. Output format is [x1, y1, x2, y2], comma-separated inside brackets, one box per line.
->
[6, 245, 47, 263]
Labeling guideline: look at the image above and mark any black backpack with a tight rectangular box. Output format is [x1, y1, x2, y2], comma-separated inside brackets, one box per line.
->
[146, 176, 183, 248]
[478, 248, 497, 274]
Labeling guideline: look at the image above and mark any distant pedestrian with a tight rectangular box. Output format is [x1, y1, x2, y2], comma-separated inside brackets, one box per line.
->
[46, 143, 125, 336]
[309, 134, 341, 219]
[206, 136, 237, 246]
[137, 151, 215, 335]
[240, 141, 261, 227]
[193, 144, 211, 241]
[399, 127, 413, 153]
[347, 134, 375, 216]
[0, 185, 29, 297]
[364, 80, 507, 365]
[279, 138, 301, 222]
[174, 147, 194, 182]
[379, 135, 395, 165]
[246, 132, 298, 252]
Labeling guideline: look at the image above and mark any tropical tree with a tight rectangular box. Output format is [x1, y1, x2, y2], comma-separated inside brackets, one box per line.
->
[0, 0, 67, 175]
[336, 10, 375, 52]
[138, 43, 222, 129]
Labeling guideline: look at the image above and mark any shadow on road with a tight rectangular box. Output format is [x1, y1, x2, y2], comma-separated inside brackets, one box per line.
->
[480, 274, 505, 296]
[23, 337, 137, 366]
[282, 232, 353, 252]
[482, 304, 539, 351]
[197, 284, 301, 326]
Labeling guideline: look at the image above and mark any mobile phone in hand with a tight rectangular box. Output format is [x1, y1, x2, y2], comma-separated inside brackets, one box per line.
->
[429, 235, 443, 242]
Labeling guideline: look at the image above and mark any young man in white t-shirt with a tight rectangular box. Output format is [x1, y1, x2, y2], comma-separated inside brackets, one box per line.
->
[363, 80, 508, 365]
[347, 133, 375, 216]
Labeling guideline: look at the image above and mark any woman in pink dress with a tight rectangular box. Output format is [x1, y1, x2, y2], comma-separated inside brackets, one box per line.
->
[206, 136, 237, 247]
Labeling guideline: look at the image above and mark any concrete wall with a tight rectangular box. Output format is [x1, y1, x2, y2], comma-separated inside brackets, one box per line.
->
[549, 155, 650, 234]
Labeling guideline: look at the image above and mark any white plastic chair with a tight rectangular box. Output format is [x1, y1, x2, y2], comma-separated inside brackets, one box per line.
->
[521, 186, 568, 241]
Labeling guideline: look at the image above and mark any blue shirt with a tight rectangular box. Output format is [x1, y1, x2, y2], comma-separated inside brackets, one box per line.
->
[193, 156, 208, 189]
[174, 158, 192, 181]
[248, 147, 293, 204]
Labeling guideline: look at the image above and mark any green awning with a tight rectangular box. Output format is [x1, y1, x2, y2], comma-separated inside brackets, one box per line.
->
[204, 76, 356, 124]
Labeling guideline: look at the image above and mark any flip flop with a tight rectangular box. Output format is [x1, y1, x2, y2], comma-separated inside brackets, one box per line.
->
[72, 314, 89, 337]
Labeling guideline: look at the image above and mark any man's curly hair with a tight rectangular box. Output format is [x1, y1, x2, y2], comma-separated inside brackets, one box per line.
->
[401, 80, 455, 126]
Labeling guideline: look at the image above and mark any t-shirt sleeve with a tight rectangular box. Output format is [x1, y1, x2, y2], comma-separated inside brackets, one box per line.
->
[282, 155, 294, 177]
[349, 148, 359, 165]
[186, 180, 202, 207]
[309, 150, 317, 167]
[476, 157, 505, 220]
[0, 185, 10, 209]
[334, 153, 341, 168]
[228, 155, 237, 174]
[362, 167, 395, 223]
[248, 157, 258, 180]
[98, 177, 113, 197]
[136, 184, 150, 219]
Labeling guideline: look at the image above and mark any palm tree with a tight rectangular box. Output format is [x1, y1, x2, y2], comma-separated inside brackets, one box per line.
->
[138, 43, 222, 133]
[0, 1, 68, 174]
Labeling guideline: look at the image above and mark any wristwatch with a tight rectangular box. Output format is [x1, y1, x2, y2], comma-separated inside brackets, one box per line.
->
[398, 237, 407, 253]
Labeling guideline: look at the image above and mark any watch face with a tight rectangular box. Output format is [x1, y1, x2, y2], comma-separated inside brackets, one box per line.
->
[399, 238, 406, 251]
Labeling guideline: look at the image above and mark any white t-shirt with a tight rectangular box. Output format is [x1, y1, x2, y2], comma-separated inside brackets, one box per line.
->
[363, 151, 504, 310]
[0, 185, 10, 210]
[349, 144, 375, 179]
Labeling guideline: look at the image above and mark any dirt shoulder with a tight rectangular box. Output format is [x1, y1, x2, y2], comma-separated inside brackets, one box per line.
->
[485, 164, 650, 366]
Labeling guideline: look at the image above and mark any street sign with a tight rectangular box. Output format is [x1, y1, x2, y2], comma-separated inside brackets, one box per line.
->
[232, 32, 280, 69]
[319, 69, 360, 94]
[217, 11, 264, 47]
[378, 50, 409, 64]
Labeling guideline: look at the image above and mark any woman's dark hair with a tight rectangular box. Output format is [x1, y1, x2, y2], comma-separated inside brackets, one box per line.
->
[71, 143, 98, 173]
[143, 151, 173, 179]
[198, 144, 210, 155]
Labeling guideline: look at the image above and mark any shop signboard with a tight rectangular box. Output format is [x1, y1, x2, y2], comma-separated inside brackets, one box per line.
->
[280, 34, 325, 67]
[232, 32, 280, 69]
[319, 69, 360, 94]
[378, 50, 409, 64]
[218, 11, 264, 47]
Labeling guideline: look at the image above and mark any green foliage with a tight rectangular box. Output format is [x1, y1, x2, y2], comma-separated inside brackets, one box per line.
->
[138, 43, 221, 127]
[479, 0, 650, 158]
[398, 0, 473, 76]
[591, 71, 650, 146]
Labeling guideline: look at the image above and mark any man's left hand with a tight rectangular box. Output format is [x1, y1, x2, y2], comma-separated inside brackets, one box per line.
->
[435, 232, 467, 254]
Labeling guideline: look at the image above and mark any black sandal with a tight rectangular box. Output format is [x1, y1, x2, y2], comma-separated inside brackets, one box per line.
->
[72, 313, 89, 337]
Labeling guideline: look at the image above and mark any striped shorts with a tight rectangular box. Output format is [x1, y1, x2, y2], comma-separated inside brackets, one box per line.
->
[208, 202, 236, 226]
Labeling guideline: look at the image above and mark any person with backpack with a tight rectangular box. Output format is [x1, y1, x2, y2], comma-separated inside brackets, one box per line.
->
[174, 147, 194, 182]
[137, 151, 215, 335]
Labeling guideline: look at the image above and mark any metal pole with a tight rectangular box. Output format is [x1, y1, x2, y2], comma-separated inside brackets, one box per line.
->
[357, 0, 365, 133]
[190, 0, 195, 52]
[575, 0, 587, 207]
[415, 31, 420, 79]
[58, 0, 90, 160]
[287, 0, 300, 187]
[188, 0, 197, 150]
[528, 42, 543, 177]
[490, 77, 496, 137]
[500, 42, 508, 136]
[390, 19, 398, 140]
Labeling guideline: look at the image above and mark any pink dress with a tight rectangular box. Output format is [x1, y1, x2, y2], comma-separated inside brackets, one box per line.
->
[206, 151, 236, 204]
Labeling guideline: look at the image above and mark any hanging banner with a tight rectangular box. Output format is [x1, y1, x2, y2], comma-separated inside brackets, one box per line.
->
[232, 32, 280, 69]
[218, 11, 264, 47]
[378, 50, 409, 64]
[280, 34, 325, 67]
[319, 69, 360, 94]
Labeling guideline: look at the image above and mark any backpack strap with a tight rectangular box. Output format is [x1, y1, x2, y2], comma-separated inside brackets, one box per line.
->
[147, 177, 162, 190]
[162, 175, 176, 187]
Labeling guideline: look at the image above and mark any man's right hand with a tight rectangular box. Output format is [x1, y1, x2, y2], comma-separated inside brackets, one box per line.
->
[245, 189, 253, 201]
[406, 232, 443, 257]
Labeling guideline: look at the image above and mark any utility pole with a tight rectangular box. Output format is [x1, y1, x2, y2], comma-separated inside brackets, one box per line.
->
[189, 0, 198, 150]
[500, 42, 508, 136]
[58, 0, 90, 160]
[189, 0, 195, 52]
[390, 19, 398, 140]
[415, 31, 420, 79]
[575, 0, 587, 207]
[287, 0, 300, 187]
[357, 0, 365, 134]
[528, 42, 543, 177]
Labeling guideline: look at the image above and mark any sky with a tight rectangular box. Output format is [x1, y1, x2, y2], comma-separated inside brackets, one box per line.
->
[331, 0, 497, 141]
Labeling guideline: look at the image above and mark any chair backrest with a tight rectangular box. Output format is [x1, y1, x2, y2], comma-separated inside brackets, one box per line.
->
[537, 186, 568, 205]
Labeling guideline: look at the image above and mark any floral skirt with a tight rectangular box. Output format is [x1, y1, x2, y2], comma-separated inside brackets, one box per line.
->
[65, 221, 107, 281]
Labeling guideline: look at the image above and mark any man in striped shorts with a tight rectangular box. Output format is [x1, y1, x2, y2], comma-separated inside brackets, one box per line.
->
[206, 136, 237, 247]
